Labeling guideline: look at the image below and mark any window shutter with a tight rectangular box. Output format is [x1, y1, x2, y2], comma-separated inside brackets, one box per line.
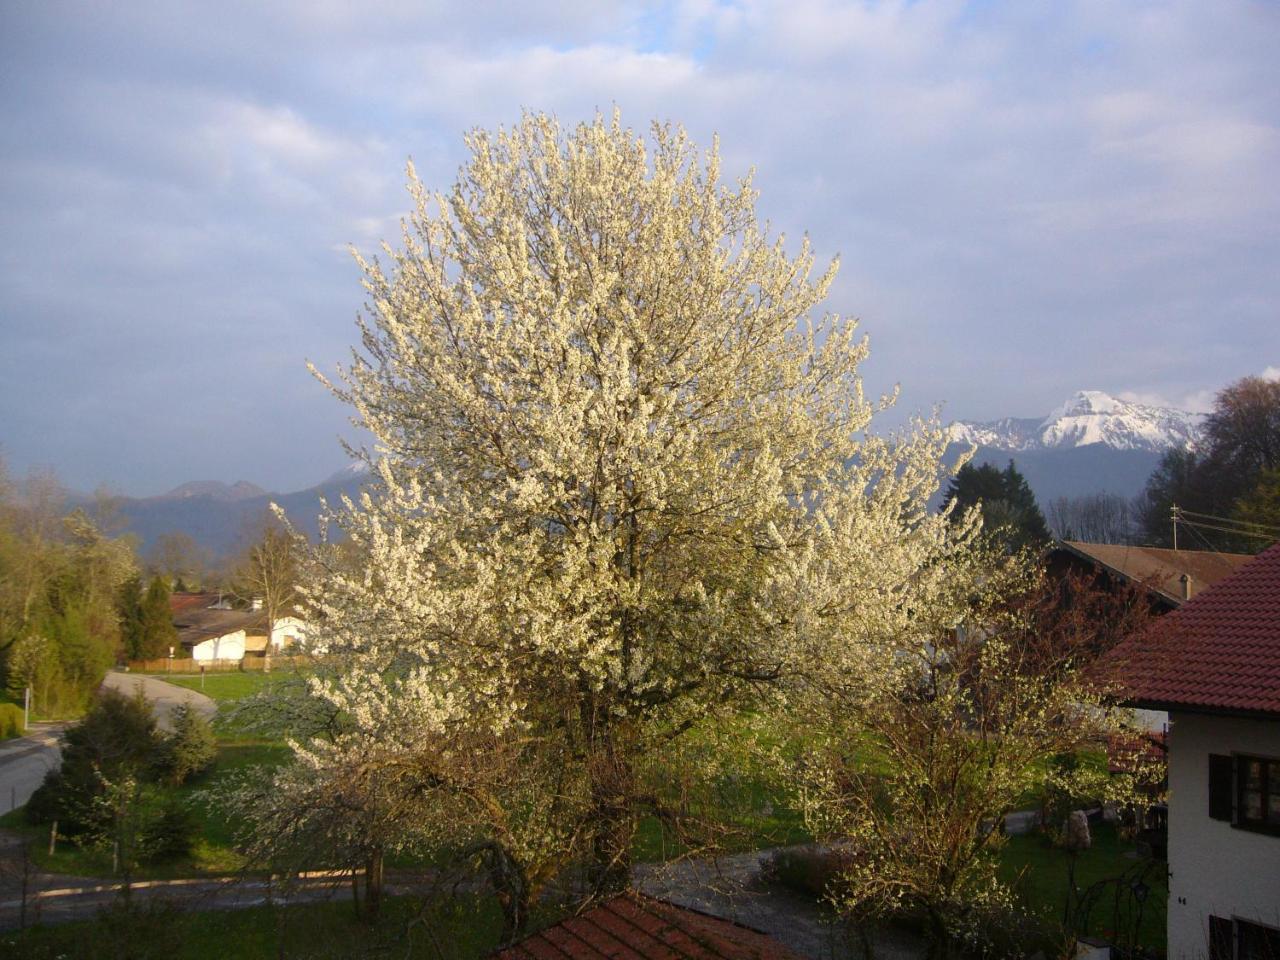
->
[1209, 754, 1234, 821]
[1209, 915, 1232, 960]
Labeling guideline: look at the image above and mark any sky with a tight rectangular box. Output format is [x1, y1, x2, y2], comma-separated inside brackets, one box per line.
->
[1, 1, 1278, 496]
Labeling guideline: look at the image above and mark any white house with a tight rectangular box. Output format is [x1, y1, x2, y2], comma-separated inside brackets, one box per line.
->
[169, 592, 310, 662]
[189, 627, 248, 662]
[270, 615, 306, 651]
[1114, 542, 1280, 960]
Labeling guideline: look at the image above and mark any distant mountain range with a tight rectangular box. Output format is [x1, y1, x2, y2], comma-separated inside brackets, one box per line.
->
[945, 390, 1201, 508]
[947, 390, 1203, 453]
[111, 467, 372, 560]
[108, 391, 1195, 559]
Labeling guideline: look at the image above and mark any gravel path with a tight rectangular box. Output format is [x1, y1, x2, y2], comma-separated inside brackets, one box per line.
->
[100, 671, 217, 732]
[634, 848, 926, 960]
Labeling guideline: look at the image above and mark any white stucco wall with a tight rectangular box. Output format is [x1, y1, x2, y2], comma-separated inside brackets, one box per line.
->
[270, 616, 306, 650]
[1167, 710, 1280, 959]
[190, 629, 246, 662]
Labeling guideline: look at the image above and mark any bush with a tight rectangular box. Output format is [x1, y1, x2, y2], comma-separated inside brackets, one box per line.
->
[760, 844, 851, 897]
[155, 704, 216, 786]
[140, 796, 198, 862]
[0, 702, 24, 738]
[24, 687, 159, 834]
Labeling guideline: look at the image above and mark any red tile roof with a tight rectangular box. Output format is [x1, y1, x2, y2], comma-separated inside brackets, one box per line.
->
[492, 894, 803, 960]
[1111, 542, 1280, 717]
[169, 591, 218, 615]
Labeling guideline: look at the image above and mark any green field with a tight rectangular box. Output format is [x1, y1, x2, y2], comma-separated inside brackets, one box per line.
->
[0, 894, 514, 960]
[153, 670, 298, 703]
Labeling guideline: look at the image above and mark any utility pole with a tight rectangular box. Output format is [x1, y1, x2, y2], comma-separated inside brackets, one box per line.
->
[1170, 504, 1180, 551]
[23, 686, 30, 731]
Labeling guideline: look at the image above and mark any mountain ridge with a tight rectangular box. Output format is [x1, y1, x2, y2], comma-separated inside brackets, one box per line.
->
[948, 390, 1203, 453]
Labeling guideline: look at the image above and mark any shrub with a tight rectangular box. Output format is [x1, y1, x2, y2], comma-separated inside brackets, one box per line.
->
[155, 704, 217, 786]
[24, 687, 159, 833]
[140, 796, 198, 862]
[0, 702, 24, 738]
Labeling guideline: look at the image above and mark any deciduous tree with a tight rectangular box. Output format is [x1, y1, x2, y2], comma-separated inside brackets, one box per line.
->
[791, 562, 1163, 958]
[231, 511, 299, 668]
[286, 112, 983, 925]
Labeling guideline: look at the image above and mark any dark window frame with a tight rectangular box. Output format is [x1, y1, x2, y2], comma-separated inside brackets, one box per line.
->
[1234, 753, 1280, 837]
[1235, 916, 1280, 960]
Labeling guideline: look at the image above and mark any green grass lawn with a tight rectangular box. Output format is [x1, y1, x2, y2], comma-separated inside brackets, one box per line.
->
[999, 823, 1166, 954]
[154, 670, 297, 703]
[0, 894, 514, 960]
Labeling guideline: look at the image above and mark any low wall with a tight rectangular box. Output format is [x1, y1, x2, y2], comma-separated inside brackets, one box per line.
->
[124, 655, 308, 673]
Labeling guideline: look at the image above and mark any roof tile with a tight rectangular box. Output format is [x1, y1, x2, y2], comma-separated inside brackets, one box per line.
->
[1111, 541, 1280, 716]
[491, 894, 804, 960]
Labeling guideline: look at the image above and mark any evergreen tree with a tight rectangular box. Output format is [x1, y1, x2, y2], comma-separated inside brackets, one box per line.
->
[942, 460, 1050, 552]
[157, 704, 217, 786]
[136, 575, 177, 660]
[118, 576, 144, 660]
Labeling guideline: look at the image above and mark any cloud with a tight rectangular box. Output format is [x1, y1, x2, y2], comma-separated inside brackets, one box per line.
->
[1, 0, 1278, 491]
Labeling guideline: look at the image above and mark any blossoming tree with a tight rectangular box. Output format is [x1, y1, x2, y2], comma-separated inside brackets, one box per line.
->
[288, 112, 983, 929]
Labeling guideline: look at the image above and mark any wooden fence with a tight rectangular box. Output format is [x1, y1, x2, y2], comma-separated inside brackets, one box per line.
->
[124, 655, 309, 674]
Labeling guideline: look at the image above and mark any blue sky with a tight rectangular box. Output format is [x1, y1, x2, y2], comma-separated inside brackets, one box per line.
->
[2, 1, 1278, 495]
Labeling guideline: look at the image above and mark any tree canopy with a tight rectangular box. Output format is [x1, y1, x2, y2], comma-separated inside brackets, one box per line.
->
[941, 460, 1050, 552]
[1136, 375, 1280, 550]
[257, 112, 986, 932]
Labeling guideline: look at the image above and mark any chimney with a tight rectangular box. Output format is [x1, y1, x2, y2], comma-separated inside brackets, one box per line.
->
[1180, 573, 1192, 601]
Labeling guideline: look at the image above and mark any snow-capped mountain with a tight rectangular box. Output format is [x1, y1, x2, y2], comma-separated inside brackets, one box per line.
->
[948, 390, 1203, 453]
[321, 461, 372, 486]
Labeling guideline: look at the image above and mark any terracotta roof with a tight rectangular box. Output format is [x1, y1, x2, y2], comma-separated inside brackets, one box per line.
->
[1052, 541, 1254, 606]
[492, 894, 803, 960]
[169, 591, 219, 615]
[1110, 542, 1280, 717]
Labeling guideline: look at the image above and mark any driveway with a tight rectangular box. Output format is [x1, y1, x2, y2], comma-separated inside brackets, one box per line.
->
[100, 672, 216, 732]
[0, 725, 64, 816]
[634, 848, 926, 960]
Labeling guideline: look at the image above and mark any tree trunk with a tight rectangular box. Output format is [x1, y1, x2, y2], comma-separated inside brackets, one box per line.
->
[485, 844, 532, 945]
[362, 848, 384, 922]
[586, 741, 634, 899]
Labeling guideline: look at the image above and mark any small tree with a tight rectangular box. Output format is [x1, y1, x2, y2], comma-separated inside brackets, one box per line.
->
[231, 512, 299, 668]
[27, 688, 160, 835]
[157, 704, 216, 786]
[791, 559, 1162, 959]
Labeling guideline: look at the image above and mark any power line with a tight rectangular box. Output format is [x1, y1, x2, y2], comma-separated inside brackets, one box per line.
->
[1177, 508, 1280, 535]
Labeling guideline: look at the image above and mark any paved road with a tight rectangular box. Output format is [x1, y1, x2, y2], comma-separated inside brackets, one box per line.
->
[0, 726, 64, 817]
[100, 671, 217, 732]
[0, 865, 439, 930]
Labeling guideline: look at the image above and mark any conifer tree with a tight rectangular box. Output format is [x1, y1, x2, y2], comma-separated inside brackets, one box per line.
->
[942, 460, 1049, 551]
[136, 575, 176, 660]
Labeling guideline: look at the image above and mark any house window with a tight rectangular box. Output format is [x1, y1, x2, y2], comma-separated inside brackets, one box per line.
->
[1212, 916, 1280, 960]
[1239, 756, 1280, 831]
[1209, 753, 1280, 834]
